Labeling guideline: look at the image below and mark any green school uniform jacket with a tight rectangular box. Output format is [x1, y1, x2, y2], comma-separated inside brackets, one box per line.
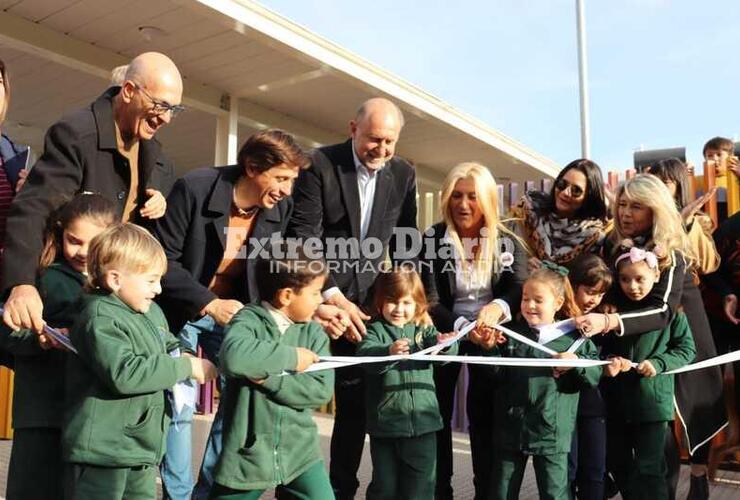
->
[490, 321, 601, 455]
[605, 312, 696, 423]
[0, 261, 83, 428]
[62, 292, 192, 467]
[357, 319, 458, 438]
[215, 304, 334, 491]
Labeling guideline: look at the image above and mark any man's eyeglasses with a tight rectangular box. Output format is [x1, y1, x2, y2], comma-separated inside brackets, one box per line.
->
[133, 83, 185, 118]
[555, 178, 585, 198]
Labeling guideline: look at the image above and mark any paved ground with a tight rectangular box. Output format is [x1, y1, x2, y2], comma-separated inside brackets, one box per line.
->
[1, 412, 739, 499]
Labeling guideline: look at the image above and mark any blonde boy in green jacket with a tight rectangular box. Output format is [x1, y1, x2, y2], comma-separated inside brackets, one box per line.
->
[63, 224, 217, 500]
[212, 253, 334, 499]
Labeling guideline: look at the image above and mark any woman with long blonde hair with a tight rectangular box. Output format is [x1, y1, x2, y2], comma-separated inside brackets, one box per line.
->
[577, 174, 725, 498]
[420, 162, 527, 500]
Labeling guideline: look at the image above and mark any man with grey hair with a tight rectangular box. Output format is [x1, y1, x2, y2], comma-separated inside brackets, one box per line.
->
[2, 52, 181, 332]
[288, 97, 418, 500]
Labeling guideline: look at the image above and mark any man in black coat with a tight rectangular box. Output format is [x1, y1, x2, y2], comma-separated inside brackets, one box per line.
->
[287, 97, 418, 499]
[2, 52, 180, 333]
[153, 129, 309, 499]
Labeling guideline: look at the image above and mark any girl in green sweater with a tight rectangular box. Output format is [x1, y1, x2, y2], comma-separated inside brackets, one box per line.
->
[470, 264, 601, 500]
[2, 194, 116, 500]
[357, 266, 457, 500]
[603, 246, 696, 500]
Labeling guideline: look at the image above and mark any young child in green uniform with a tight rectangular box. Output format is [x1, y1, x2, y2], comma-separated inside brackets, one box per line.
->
[1, 194, 116, 500]
[602, 247, 696, 500]
[470, 263, 602, 500]
[210, 253, 334, 500]
[62, 223, 218, 500]
[357, 266, 458, 500]
[568, 254, 613, 500]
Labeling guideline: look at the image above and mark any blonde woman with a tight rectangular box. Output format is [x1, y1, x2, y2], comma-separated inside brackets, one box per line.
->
[420, 162, 527, 500]
[576, 174, 725, 500]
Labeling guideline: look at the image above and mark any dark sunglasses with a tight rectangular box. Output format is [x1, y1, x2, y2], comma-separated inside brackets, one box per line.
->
[555, 178, 585, 198]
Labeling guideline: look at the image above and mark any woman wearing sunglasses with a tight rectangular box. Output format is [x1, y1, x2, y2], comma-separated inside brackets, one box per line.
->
[515, 158, 611, 271]
[514, 158, 611, 500]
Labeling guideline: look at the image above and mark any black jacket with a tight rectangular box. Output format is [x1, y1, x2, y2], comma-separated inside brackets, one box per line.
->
[287, 140, 418, 305]
[154, 165, 293, 333]
[1, 87, 174, 292]
[420, 221, 528, 333]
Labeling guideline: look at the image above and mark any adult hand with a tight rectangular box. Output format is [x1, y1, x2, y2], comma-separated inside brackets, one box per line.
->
[575, 313, 608, 337]
[636, 360, 657, 378]
[476, 302, 504, 331]
[189, 357, 218, 384]
[313, 304, 350, 340]
[204, 298, 244, 326]
[389, 338, 410, 355]
[724, 294, 739, 325]
[140, 188, 167, 219]
[3, 284, 44, 333]
[15, 169, 28, 192]
[468, 325, 501, 351]
[729, 156, 740, 180]
[604, 184, 617, 209]
[295, 347, 320, 372]
[324, 292, 370, 343]
[681, 187, 716, 223]
[527, 257, 542, 273]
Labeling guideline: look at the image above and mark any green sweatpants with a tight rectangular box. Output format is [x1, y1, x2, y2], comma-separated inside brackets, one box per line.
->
[366, 432, 436, 500]
[64, 463, 157, 500]
[608, 420, 669, 500]
[491, 449, 570, 500]
[7, 428, 63, 500]
[209, 460, 334, 499]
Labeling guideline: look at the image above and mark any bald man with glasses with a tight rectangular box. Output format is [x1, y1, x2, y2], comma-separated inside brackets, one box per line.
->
[2, 52, 181, 334]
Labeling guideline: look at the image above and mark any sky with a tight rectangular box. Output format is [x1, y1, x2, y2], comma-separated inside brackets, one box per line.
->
[258, 0, 740, 173]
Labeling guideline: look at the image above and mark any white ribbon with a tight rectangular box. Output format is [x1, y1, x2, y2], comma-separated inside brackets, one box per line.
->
[0, 306, 78, 353]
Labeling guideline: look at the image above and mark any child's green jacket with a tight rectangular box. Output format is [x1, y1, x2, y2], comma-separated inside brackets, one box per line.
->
[490, 321, 601, 455]
[604, 312, 695, 423]
[0, 261, 83, 429]
[63, 292, 192, 467]
[357, 320, 458, 438]
[215, 304, 334, 491]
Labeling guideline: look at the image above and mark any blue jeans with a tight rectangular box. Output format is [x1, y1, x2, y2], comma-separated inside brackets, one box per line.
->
[160, 315, 225, 500]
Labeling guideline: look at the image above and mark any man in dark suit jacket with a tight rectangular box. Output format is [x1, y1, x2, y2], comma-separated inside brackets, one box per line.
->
[153, 129, 308, 499]
[288, 97, 418, 500]
[2, 52, 180, 333]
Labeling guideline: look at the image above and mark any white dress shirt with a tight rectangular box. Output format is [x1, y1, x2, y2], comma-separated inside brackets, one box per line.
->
[322, 142, 386, 301]
[441, 229, 512, 332]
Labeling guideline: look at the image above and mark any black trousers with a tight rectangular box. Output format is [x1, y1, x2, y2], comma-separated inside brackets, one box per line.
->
[329, 362, 366, 500]
[434, 359, 495, 500]
[568, 415, 606, 500]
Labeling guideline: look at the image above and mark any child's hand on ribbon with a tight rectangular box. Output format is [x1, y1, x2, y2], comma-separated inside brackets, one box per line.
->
[636, 360, 657, 378]
[189, 357, 218, 383]
[436, 332, 456, 344]
[603, 356, 631, 377]
[295, 347, 320, 372]
[38, 326, 66, 351]
[552, 352, 578, 378]
[389, 339, 410, 355]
